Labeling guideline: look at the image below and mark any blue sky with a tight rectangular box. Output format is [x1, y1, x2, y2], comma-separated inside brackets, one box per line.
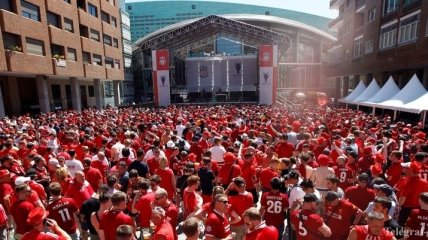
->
[125, 0, 338, 18]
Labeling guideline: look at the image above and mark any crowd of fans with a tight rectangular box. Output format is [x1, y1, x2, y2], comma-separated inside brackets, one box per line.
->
[0, 104, 427, 240]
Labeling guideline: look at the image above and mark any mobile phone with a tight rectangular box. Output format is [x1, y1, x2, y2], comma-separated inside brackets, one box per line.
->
[44, 218, 49, 226]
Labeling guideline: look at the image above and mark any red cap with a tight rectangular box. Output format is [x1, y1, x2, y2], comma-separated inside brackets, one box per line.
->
[369, 128, 377, 133]
[317, 137, 326, 145]
[223, 152, 236, 164]
[27, 207, 48, 226]
[317, 154, 330, 166]
[188, 153, 197, 162]
[364, 146, 373, 155]
[374, 153, 385, 165]
[370, 164, 383, 175]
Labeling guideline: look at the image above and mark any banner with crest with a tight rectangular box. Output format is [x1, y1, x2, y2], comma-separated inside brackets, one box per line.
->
[152, 50, 171, 106]
[258, 45, 278, 105]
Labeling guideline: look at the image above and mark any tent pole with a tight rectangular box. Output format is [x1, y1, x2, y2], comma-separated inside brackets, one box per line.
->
[372, 107, 375, 116]
[393, 110, 397, 121]
[357, 105, 359, 111]
[423, 111, 427, 129]
[346, 104, 348, 109]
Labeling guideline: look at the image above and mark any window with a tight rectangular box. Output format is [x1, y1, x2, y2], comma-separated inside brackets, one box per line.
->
[87, 3, 97, 17]
[114, 59, 120, 69]
[398, 12, 420, 44]
[64, 18, 73, 33]
[67, 48, 77, 61]
[368, 8, 376, 23]
[384, 0, 398, 15]
[21, 0, 40, 21]
[88, 85, 95, 97]
[103, 34, 112, 46]
[47, 11, 61, 28]
[344, 22, 351, 35]
[379, 25, 397, 49]
[26, 37, 44, 56]
[101, 11, 110, 23]
[344, 49, 350, 60]
[353, 37, 363, 57]
[403, 0, 417, 6]
[111, 16, 117, 27]
[3, 32, 21, 51]
[80, 24, 89, 38]
[113, 38, 118, 48]
[0, 0, 13, 11]
[105, 57, 114, 68]
[51, 44, 64, 58]
[82, 51, 91, 64]
[90, 29, 100, 42]
[365, 40, 374, 54]
[92, 54, 102, 66]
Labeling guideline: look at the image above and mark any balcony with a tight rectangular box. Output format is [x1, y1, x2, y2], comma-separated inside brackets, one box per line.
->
[330, 0, 344, 9]
[52, 59, 84, 77]
[48, 26, 81, 50]
[106, 67, 124, 80]
[6, 51, 53, 74]
[0, 49, 7, 71]
[84, 63, 106, 79]
[1, 9, 48, 40]
[329, 15, 343, 30]
[78, 8, 101, 30]
[402, 0, 421, 15]
[80, 37, 104, 55]
[356, 0, 366, 9]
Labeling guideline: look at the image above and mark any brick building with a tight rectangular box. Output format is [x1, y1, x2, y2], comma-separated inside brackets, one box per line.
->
[0, 0, 124, 116]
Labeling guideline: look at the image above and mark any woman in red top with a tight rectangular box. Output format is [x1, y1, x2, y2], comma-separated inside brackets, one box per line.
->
[155, 157, 176, 200]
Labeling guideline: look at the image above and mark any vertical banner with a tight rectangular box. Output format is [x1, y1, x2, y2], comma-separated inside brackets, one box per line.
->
[152, 50, 171, 106]
[258, 45, 278, 105]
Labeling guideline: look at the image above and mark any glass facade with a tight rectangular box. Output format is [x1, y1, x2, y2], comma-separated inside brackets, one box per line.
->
[126, 1, 331, 43]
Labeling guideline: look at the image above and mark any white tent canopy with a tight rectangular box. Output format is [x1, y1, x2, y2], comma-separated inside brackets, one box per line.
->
[374, 74, 426, 111]
[339, 80, 366, 103]
[400, 92, 428, 114]
[352, 79, 380, 104]
[359, 77, 400, 107]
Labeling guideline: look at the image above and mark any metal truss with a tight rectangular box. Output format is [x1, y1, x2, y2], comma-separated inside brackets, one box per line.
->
[139, 15, 291, 54]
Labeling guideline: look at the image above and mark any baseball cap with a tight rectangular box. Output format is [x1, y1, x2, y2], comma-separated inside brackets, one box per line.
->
[15, 176, 31, 186]
[27, 207, 49, 226]
[233, 177, 245, 187]
[325, 191, 340, 202]
[357, 173, 370, 183]
[303, 193, 320, 203]
[48, 158, 60, 168]
[373, 184, 393, 196]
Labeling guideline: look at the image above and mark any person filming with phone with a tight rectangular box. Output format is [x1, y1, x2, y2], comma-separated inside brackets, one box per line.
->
[22, 207, 71, 240]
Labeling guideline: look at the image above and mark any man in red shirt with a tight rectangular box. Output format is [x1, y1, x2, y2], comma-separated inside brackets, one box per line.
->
[153, 188, 179, 240]
[82, 158, 104, 191]
[183, 175, 202, 218]
[345, 173, 375, 211]
[226, 177, 253, 240]
[239, 152, 259, 204]
[243, 207, 278, 240]
[47, 182, 79, 240]
[260, 177, 288, 240]
[10, 184, 36, 238]
[386, 151, 403, 187]
[131, 178, 154, 230]
[347, 212, 395, 240]
[259, 158, 280, 192]
[205, 194, 233, 240]
[291, 193, 331, 240]
[323, 191, 363, 239]
[22, 207, 71, 240]
[217, 152, 241, 188]
[405, 192, 428, 240]
[333, 156, 355, 191]
[99, 192, 135, 240]
[398, 161, 428, 226]
[65, 171, 94, 209]
[275, 134, 294, 158]
[151, 206, 175, 240]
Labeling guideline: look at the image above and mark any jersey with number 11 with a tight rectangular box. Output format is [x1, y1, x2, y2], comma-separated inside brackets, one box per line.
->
[47, 197, 79, 234]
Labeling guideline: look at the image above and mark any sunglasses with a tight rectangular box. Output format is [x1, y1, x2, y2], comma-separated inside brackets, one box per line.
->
[155, 196, 163, 200]
[219, 200, 228, 204]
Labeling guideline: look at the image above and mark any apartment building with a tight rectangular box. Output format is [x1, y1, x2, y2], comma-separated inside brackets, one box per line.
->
[327, 0, 428, 99]
[0, 0, 124, 116]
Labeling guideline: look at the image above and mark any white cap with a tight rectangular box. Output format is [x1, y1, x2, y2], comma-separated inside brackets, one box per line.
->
[48, 158, 60, 168]
[166, 140, 175, 148]
[15, 176, 31, 186]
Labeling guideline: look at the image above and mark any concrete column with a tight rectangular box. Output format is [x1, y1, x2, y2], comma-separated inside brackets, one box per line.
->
[335, 77, 341, 100]
[113, 81, 121, 106]
[60, 84, 67, 110]
[422, 67, 428, 88]
[94, 79, 102, 110]
[69, 77, 81, 112]
[343, 76, 350, 97]
[36, 76, 50, 113]
[8, 76, 21, 115]
[0, 84, 6, 118]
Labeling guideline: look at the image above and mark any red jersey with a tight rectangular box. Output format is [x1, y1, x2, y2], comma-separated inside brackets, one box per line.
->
[324, 199, 360, 239]
[228, 192, 253, 226]
[155, 168, 175, 200]
[259, 168, 279, 190]
[217, 164, 241, 186]
[345, 186, 375, 211]
[245, 223, 279, 240]
[64, 181, 94, 209]
[0, 204, 7, 226]
[419, 164, 428, 181]
[0, 183, 13, 208]
[99, 210, 134, 240]
[386, 161, 402, 187]
[83, 167, 103, 192]
[352, 225, 394, 240]
[291, 209, 325, 240]
[275, 142, 294, 158]
[240, 162, 258, 190]
[134, 192, 155, 228]
[183, 189, 199, 217]
[22, 230, 68, 240]
[47, 198, 79, 234]
[10, 199, 35, 234]
[205, 210, 231, 239]
[153, 220, 174, 240]
[147, 157, 160, 175]
[400, 176, 428, 208]
[91, 160, 108, 178]
[260, 191, 288, 226]
[405, 208, 428, 240]
[333, 165, 355, 191]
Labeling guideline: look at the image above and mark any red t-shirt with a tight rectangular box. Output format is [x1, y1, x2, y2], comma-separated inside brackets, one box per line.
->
[134, 192, 155, 228]
[22, 230, 68, 240]
[333, 165, 355, 191]
[147, 157, 160, 175]
[344, 186, 375, 211]
[183, 189, 198, 216]
[275, 142, 294, 158]
[64, 181, 94, 209]
[386, 161, 402, 187]
[240, 162, 258, 190]
[47, 198, 79, 234]
[0, 204, 7, 226]
[155, 168, 175, 200]
[353, 225, 394, 240]
[10, 200, 35, 234]
[245, 223, 278, 240]
[260, 191, 288, 226]
[228, 192, 253, 226]
[205, 210, 231, 239]
[83, 167, 103, 192]
[153, 220, 174, 240]
[420, 164, 428, 181]
[91, 160, 108, 178]
[99, 210, 134, 240]
[400, 176, 428, 208]
[405, 208, 428, 240]
[217, 164, 241, 186]
[259, 168, 279, 190]
[291, 209, 324, 240]
[0, 183, 13, 208]
[324, 199, 360, 238]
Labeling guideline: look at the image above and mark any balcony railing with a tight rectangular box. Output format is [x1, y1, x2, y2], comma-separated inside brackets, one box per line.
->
[356, 0, 366, 9]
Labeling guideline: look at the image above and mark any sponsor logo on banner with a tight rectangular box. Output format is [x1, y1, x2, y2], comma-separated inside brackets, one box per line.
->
[263, 52, 270, 62]
[159, 56, 166, 66]
[262, 72, 269, 84]
[235, 63, 241, 74]
[200, 65, 208, 78]
[160, 75, 166, 86]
